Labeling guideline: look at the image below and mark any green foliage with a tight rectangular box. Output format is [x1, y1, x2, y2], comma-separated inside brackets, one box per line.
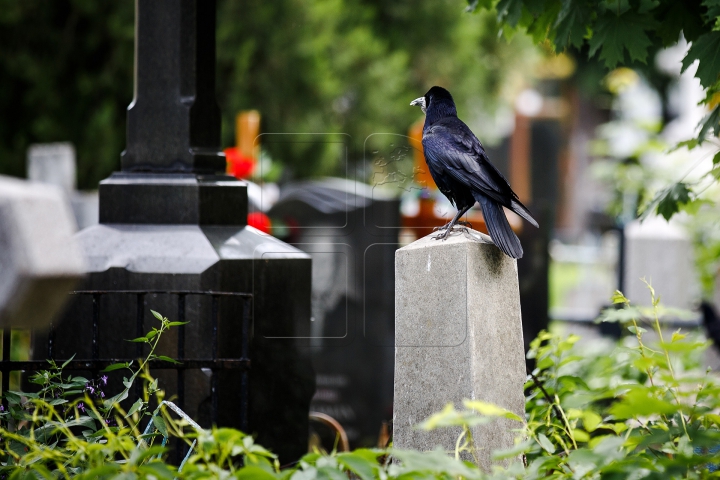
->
[0, 0, 535, 186]
[4, 288, 720, 478]
[216, 0, 535, 179]
[0, 0, 134, 188]
[421, 285, 720, 478]
[467, 0, 720, 221]
[0, 311, 191, 478]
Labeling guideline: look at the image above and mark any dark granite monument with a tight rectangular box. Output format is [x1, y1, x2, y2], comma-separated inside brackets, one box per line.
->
[46, 0, 314, 463]
[269, 179, 398, 447]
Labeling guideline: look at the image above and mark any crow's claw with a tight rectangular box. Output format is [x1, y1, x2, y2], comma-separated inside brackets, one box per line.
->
[433, 224, 469, 241]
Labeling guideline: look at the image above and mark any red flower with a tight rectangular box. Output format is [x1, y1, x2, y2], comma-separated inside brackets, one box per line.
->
[247, 212, 272, 234]
[225, 147, 255, 179]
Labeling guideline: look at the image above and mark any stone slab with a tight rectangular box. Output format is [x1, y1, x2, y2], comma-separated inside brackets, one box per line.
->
[27, 142, 76, 192]
[394, 230, 525, 471]
[99, 173, 247, 225]
[624, 217, 697, 309]
[0, 175, 85, 328]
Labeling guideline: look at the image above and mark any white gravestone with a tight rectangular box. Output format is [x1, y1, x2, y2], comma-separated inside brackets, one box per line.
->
[624, 217, 697, 309]
[394, 230, 526, 471]
[0, 175, 85, 328]
[27, 142, 76, 192]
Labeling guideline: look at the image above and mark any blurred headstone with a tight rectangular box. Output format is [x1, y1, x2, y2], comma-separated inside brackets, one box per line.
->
[269, 178, 399, 448]
[624, 217, 697, 309]
[0, 175, 85, 328]
[26, 142, 99, 230]
[27, 142, 76, 192]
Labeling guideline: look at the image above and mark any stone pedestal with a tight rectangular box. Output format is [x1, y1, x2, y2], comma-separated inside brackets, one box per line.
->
[39, 0, 315, 464]
[394, 231, 525, 471]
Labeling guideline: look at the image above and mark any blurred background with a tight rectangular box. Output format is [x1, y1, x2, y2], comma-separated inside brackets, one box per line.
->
[2, 0, 720, 450]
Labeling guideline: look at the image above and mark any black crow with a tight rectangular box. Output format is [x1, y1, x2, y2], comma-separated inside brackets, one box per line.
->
[411, 86, 538, 258]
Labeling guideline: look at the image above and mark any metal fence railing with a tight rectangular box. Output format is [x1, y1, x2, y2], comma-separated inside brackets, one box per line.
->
[0, 290, 252, 434]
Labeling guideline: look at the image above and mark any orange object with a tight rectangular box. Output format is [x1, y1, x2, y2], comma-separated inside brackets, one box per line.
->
[227, 110, 261, 177]
[408, 118, 436, 190]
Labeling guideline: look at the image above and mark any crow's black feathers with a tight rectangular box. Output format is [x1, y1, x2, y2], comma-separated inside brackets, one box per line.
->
[414, 86, 538, 258]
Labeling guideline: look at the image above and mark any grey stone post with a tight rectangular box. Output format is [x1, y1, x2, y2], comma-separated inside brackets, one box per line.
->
[394, 231, 526, 471]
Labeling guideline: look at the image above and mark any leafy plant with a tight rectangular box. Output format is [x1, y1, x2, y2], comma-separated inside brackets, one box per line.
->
[466, 0, 720, 221]
[421, 283, 720, 478]
[0, 310, 191, 478]
[4, 290, 720, 479]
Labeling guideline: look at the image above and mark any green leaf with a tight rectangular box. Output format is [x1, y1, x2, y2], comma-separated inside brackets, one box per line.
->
[417, 403, 493, 430]
[493, 439, 535, 460]
[600, 0, 630, 15]
[236, 465, 278, 480]
[627, 325, 647, 334]
[126, 398, 144, 418]
[138, 462, 175, 480]
[537, 433, 556, 453]
[583, 411, 602, 432]
[167, 321, 190, 327]
[463, 399, 523, 421]
[496, 0, 524, 27]
[589, 12, 655, 67]
[156, 355, 181, 365]
[102, 362, 131, 372]
[699, 106, 720, 141]
[673, 138, 700, 151]
[336, 450, 381, 480]
[61, 353, 76, 369]
[151, 310, 164, 321]
[609, 387, 679, 418]
[705, 0, 720, 18]
[682, 32, 720, 89]
[641, 182, 693, 221]
[128, 337, 148, 343]
[554, 0, 589, 49]
[152, 415, 168, 437]
[611, 290, 628, 304]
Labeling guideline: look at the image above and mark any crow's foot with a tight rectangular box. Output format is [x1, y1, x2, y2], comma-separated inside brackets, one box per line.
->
[433, 220, 472, 232]
[433, 225, 470, 241]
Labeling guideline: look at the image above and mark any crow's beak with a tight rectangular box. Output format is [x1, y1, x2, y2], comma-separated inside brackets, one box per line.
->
[410, 96, 426, 114]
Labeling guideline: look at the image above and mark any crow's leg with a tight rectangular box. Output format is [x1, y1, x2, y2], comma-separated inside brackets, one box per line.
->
[434, 205, 471, 240]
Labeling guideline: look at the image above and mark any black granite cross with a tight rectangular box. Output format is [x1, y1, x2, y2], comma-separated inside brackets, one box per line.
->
[120, 0, 224, 173]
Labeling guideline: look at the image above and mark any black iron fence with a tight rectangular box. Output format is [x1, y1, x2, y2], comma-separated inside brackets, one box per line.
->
[0, 289, 252, 432]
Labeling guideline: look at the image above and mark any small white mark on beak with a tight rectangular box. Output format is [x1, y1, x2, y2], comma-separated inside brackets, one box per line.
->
[410, 96, 427, 114]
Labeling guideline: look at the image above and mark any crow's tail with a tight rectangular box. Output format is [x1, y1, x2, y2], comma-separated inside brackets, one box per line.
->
[510, 197, 538, 228]
[476, 193, 523, 259]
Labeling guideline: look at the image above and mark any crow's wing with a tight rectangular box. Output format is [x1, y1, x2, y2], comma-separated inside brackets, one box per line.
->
[423, 118, 538, 227]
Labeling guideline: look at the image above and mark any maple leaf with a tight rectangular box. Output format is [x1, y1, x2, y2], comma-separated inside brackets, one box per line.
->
[682, 32, 720, 89]
[554, 0, 589, 49]
[655, 183, 692, 221]
[703, 0, 720, 20]
[496, 0, 524, 27]
[589, 12, 655, 68]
